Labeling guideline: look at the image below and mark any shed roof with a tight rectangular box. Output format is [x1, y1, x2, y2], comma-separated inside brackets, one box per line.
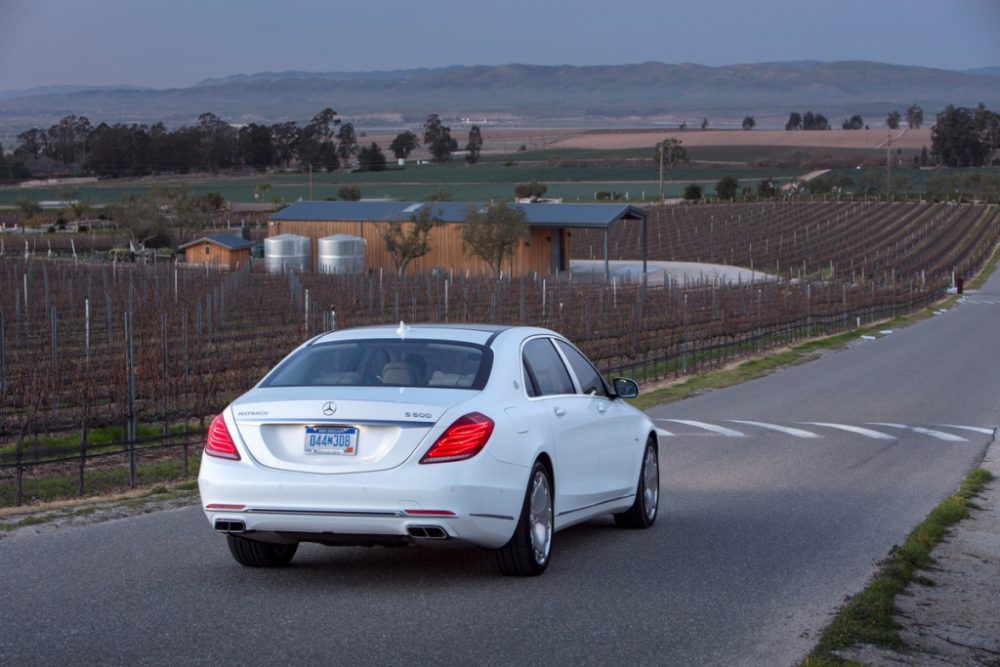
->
[270, 200, 646, 229]
[178, 234, 253, 251]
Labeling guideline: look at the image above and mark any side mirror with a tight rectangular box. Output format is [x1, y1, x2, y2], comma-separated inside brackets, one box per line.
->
[613, 377, 639, 399]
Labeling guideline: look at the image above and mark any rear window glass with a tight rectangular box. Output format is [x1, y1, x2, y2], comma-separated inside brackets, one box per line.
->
[261, 339, 491, 389]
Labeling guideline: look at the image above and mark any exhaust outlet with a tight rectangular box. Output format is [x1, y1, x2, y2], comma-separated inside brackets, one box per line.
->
[214, 520, 246, 533]
[407, 525, 448, 540]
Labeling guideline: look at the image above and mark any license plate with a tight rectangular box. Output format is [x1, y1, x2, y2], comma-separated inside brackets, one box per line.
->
[304, 426, 358, 455]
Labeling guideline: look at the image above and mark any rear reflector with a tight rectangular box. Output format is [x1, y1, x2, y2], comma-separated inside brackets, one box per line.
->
[205, 414, 241, 460]
[420, 412, 494, 464]
[403, 509, 456, 517]
[206, 503, 246, 511]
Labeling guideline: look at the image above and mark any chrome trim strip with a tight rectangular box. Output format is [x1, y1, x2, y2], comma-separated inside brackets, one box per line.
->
[469, 513, 515, 521]
[557, 494, 633, 517]
[245, 508, 406, 518]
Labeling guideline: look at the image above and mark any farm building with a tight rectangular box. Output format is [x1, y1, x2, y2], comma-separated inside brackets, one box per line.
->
[267, 201, 647, 277]
[178, 233, 254, 270]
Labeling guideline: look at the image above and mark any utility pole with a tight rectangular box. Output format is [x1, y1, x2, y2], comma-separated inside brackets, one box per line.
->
[885, 130, 892, 201]
[658, 140, 664, 203]
[309, 164, 314, 200]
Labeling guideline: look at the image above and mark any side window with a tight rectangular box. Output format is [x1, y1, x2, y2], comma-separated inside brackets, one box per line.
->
[522, 338, 575, 397]
[555, 340, 610, 397]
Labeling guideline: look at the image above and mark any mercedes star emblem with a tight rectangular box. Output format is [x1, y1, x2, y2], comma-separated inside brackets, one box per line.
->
[322, 401, 337, 416]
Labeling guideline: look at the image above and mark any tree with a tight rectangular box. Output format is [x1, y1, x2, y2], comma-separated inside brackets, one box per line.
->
[886, 110, 902, 130]
[812, 114, 831, 131]
[381, 206, 443, 275]
[700, 117, 709, 130]
[238, 123, 275, 171]
[715, 175, 739, 200]
[785, 112, 802, 131]
[514, 181, 547, 199]
[461, 202, 529, 277]
[842, 114, 864, 130]
[197, 112, 238, 171]
[655, 138, 688, 201]
[906, 104, 924, 129]
[336, 122, 359, 167]
[742, 116, 756, 131]
[299, 107, 341, 171]
[337, 186, 362, 201]
[357, 142, 387, 172]
[389, 131, 419, 160]
[757, 178, 778, 198]
[683, 183, 702, 200]
[423, 114, 458, 162]
[270, 121, 300, 168]
[932, 105, 986, 167]
[802, 111, 816, 130]
[465, 125, 483, 164]
[974, 102, 1000, 166]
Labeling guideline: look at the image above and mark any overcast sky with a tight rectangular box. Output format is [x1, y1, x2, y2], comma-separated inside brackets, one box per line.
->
[1, 0, 998, 91]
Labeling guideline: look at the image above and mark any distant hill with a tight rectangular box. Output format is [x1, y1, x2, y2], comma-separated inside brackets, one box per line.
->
[1, 61, 998, 133]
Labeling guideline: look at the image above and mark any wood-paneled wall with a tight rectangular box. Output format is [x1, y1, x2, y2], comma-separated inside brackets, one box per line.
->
[267, 219, 567, 276]
[183, 242, 251, 271]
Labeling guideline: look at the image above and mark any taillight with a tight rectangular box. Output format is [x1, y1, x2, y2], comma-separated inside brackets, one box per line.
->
[420, 412, 494, 464]
[205, 414, 241, 460]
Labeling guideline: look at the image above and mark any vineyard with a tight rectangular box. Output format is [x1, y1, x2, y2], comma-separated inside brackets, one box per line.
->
[1, 201, 998, 506]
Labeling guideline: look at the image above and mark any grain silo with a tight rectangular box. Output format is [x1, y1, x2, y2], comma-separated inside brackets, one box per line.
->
[317, 234, 366, 274]
[264, 233, 311, 274]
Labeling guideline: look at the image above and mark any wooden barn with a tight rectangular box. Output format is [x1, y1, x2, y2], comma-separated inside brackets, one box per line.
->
[178, 233, 254, 270]
[267, 201, 647, 277]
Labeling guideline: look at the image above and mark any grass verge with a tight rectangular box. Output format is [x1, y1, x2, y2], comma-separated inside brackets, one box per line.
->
[800, 467, 994, 666]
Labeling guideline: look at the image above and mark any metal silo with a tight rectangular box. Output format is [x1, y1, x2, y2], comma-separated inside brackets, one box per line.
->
[317, 234, 366, 274]
[264, 234, 311, 274]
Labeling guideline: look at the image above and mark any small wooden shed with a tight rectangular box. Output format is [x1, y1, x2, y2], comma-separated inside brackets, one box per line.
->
[178, 234, 254, 270]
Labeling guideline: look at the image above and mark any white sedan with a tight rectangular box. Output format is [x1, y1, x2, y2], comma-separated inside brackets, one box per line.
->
[199, 323, 659, 576]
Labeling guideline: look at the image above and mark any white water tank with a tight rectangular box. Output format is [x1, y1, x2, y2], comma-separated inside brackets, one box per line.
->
[317, 234, 366, 274]
[264, 233, 311, 274]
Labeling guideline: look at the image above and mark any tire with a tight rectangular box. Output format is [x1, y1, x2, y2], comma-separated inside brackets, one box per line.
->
[226, 535, 298, 567]
[614, 439, 659, 529]
[495, 461, 553, 576]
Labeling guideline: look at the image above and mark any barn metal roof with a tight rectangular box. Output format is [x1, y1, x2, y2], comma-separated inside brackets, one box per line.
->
[178, 234, 253, 251]
[269, 200, 646, 229]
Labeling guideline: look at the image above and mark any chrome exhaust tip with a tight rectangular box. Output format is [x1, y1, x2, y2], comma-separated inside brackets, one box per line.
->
[214, 520, 246, 533]
[407, 525, 448, 540]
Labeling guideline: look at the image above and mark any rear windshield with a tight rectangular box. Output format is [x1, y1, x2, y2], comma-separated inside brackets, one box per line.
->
[261, 339, 492, 389]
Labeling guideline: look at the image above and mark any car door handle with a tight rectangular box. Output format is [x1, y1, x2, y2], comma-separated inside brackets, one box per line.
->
[553, 407, 567, 418]
[596, 403, 607, 414]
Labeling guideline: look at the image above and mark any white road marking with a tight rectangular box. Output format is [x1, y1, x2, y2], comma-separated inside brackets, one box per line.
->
[936, 425, 996, 435]
[725, 420, 821, 439]
[869, 423, 969, 442]
[655, 427, 675, 437]
[658, 419, 745, 437]
[801, 422, 896, 440]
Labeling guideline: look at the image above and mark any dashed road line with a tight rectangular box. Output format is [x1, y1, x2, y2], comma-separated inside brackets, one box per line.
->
[657, 419, 745, 437]
[655, 427, 675, 438]
[725, 420, 821, 439]
[869, 423, 969, 442]
[800, 422, 897, 440]
[937, 425, 996, 436]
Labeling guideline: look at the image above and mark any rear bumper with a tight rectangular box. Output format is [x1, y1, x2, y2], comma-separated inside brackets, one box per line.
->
[198, 451, 527, 550]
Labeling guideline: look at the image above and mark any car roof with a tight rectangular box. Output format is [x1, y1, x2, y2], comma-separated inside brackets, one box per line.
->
[309, 323, 557, 347]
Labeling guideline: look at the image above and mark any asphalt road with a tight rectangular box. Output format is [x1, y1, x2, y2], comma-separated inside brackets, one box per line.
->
[3, 274, 1000, 666]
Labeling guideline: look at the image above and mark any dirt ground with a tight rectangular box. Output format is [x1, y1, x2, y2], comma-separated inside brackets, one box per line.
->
[547, 127, 934, 151]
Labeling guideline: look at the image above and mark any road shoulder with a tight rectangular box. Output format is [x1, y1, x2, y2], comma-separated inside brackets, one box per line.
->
[834, 433, 1000, 665]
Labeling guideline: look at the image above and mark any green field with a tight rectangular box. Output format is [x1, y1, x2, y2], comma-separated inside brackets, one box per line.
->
[0, 156, 806, 206]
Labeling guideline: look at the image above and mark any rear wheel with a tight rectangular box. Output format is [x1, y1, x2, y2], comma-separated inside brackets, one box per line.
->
[495, 461, 553, 576]
[614, 439, 658, 529]
[226, 535, 298, 567]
